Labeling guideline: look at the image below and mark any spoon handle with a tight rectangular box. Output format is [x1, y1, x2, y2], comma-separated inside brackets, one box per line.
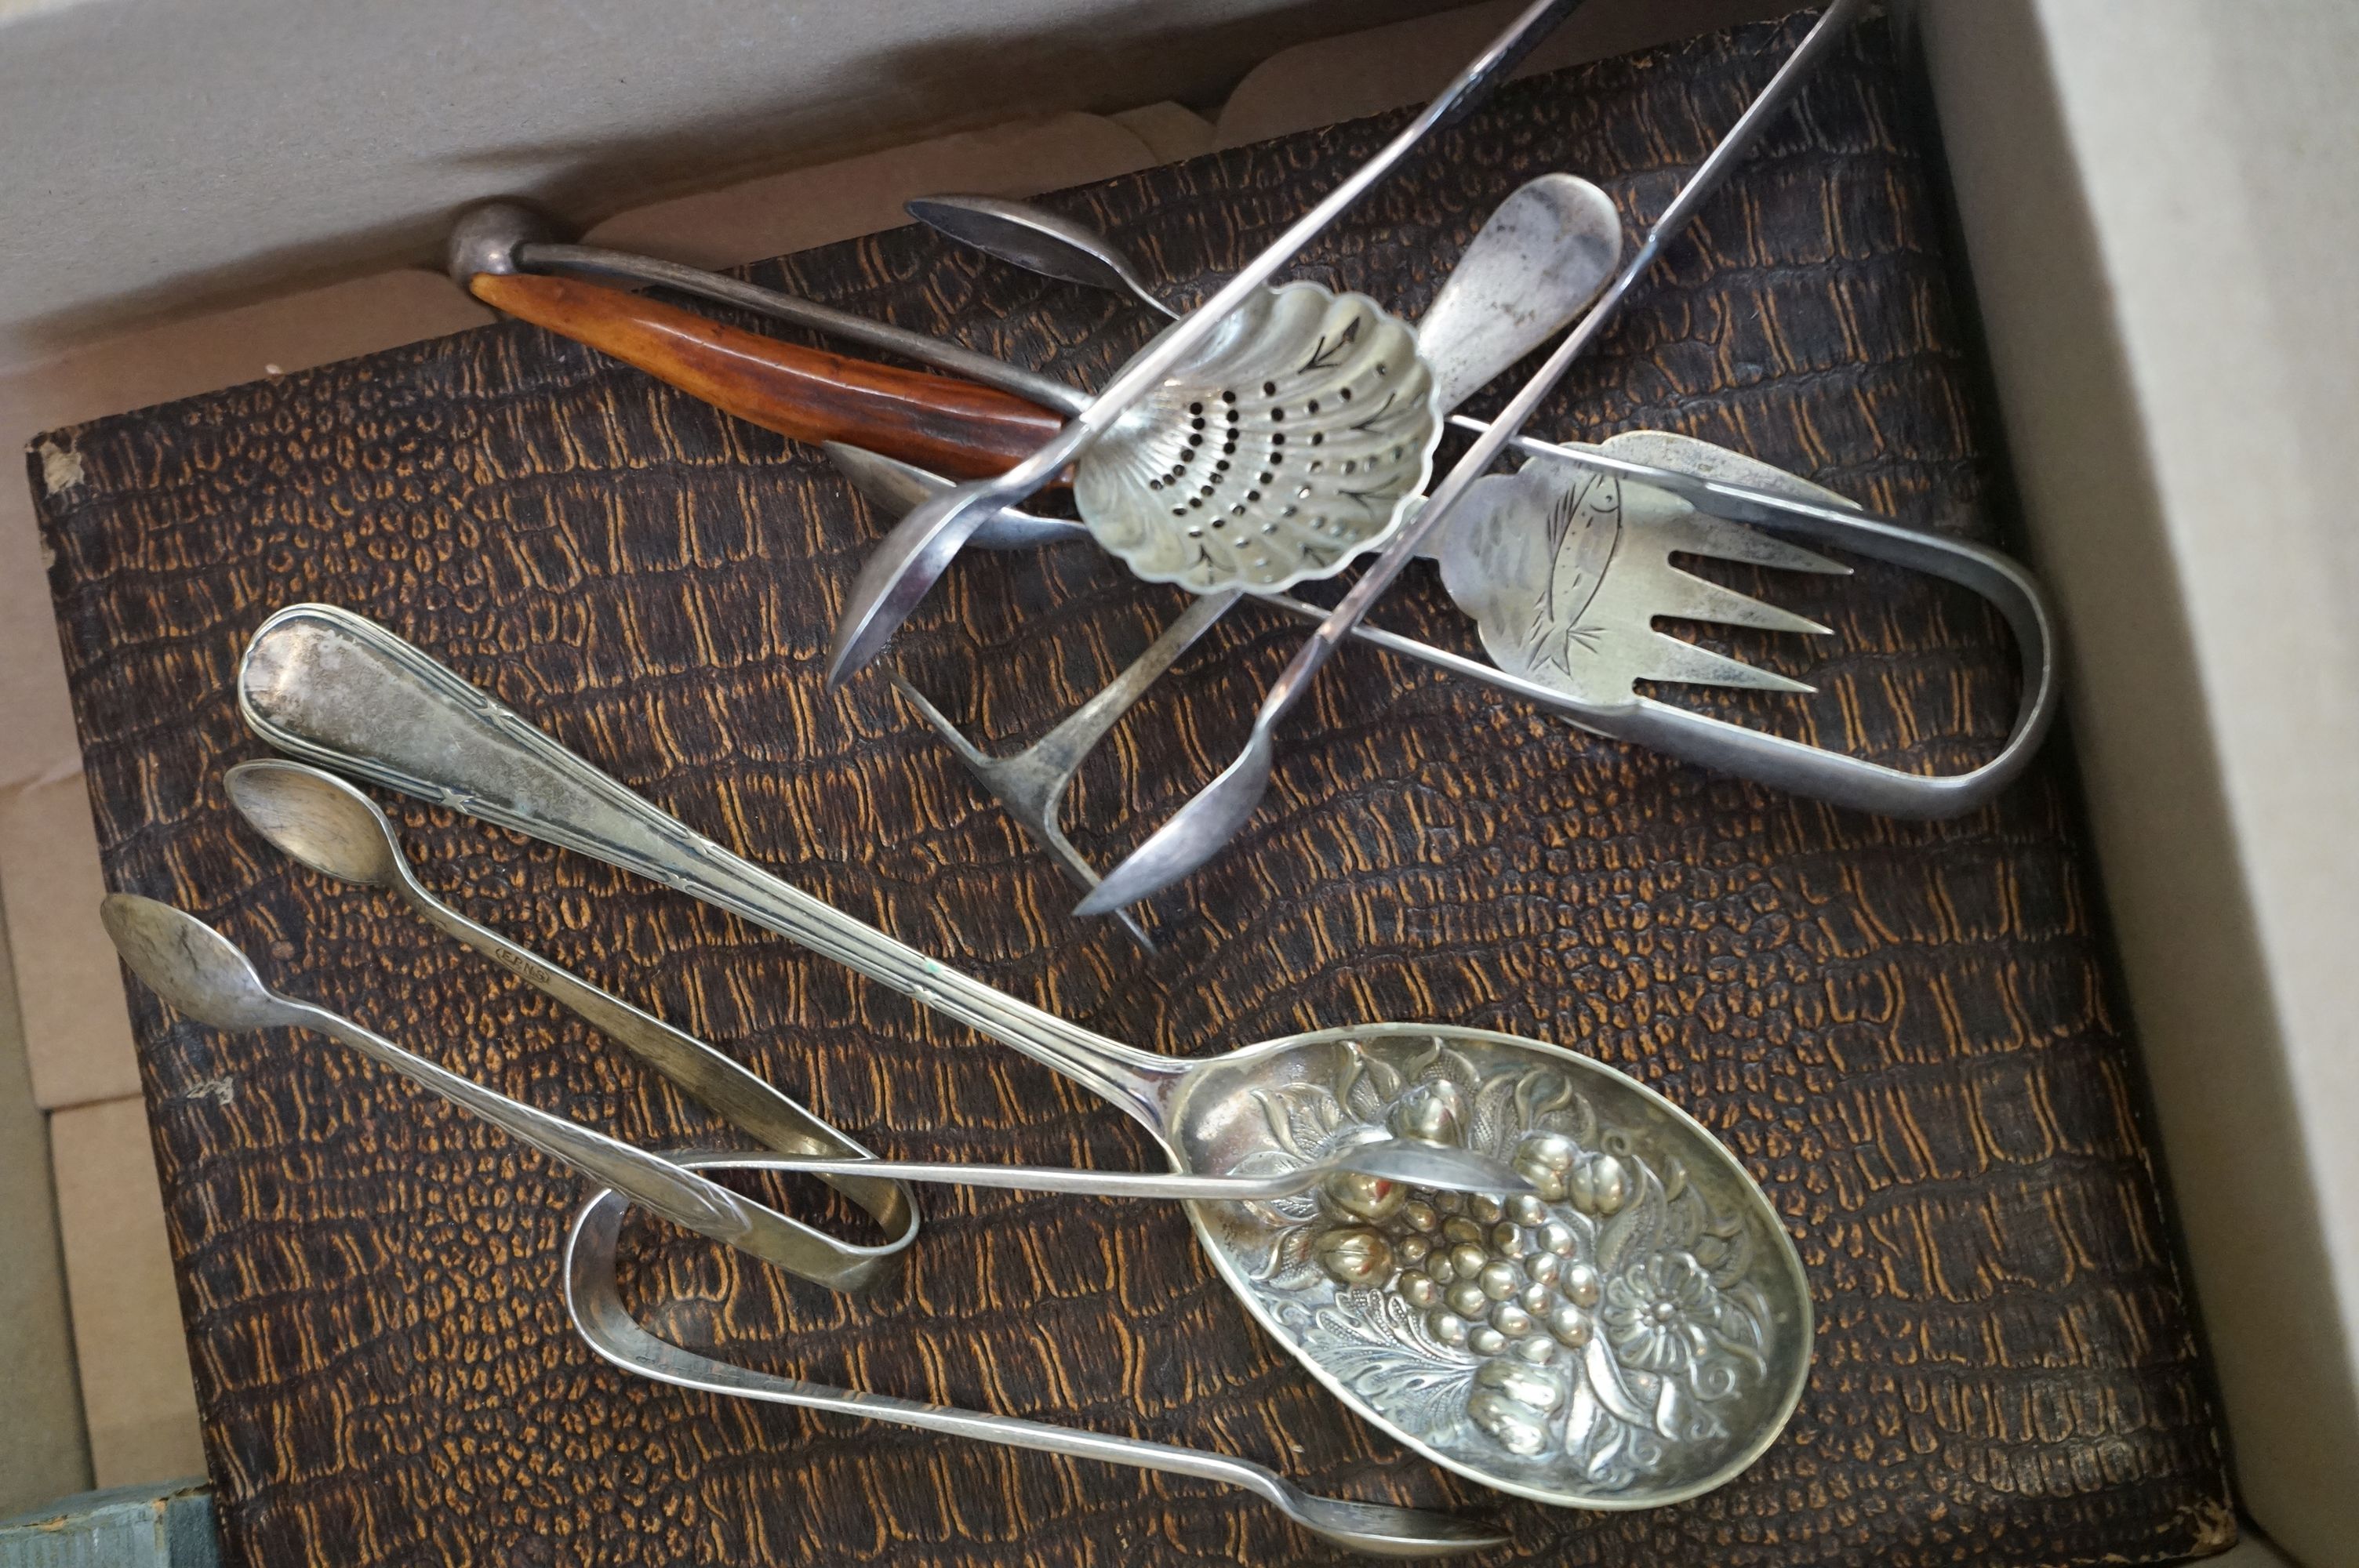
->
[238, 604, 1182, 1130]
[470, 271, 1068, 480]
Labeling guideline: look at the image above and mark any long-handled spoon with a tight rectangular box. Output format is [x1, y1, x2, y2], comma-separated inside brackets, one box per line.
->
[1079, 0, 1871, 916]
[236, 602, 1812, 1508]
[825, 0, 1598, 684]
[867, 175, 1622, 943]
[225, 755, 915, 1279]
[565, 1153, 1506, 1559]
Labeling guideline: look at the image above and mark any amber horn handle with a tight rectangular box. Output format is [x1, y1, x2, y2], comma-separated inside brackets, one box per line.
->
[468, 272, 1067, 480]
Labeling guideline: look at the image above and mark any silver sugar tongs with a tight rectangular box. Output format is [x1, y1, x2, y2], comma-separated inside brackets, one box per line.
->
[100, 897, 1510, 1555]
[564, 1155, 1506, 1559]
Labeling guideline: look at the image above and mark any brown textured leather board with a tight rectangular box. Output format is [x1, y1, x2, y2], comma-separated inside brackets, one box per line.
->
[32, 13, 2233, 1566]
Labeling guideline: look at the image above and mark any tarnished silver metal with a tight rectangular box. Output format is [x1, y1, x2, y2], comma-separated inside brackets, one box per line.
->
[96, 895, 889, 1287]
[1410, 174, 1627, 415]
[566, 1154, 1508, 1556]
[824, 442, 1091, 550]
[907, 194, 1181, 319]
[825, 0, 1598, 684]
[1080, 0, 1874, 916]
[220, 757, 921, 1287]
[717, 1135, 1527, 1204]
[900, 431, 2057, 823]
[886, 591, 1236, 953]
[445, 199, 557, 281]
[1434, 430, 1849, 702]
[1076, 282, 1440, 593]
[867, 176, 1622, 938]
[233, 603, 1811, 1508]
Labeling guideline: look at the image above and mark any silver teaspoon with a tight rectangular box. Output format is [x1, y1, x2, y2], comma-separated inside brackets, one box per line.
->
[237, 602, 1812, 1508]
[906, 194, 1181, 319]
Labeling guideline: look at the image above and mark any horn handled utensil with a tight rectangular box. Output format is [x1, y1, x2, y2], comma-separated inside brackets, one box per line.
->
[823, 0, 1597, 685]
[1078, 0, 1871, 915]
[565, 1156, 1507, 1558]
[449, 201, 1092, 417]
[464, 270, 1067, 480]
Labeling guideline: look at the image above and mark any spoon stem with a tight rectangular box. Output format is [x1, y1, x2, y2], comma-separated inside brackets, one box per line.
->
[727, 1154, 1318, 1202]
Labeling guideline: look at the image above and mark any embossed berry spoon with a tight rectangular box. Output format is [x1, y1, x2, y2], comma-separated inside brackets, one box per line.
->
[237, 602, 1811, 1508]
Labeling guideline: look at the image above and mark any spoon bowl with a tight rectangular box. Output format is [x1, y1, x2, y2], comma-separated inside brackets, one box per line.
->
[100, 893, 299, 1032]
[226, 759, 408, 887]
[906, 194, 1181, 319]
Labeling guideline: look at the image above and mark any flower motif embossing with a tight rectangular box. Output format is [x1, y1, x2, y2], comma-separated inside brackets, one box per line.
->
[1235, 1036, 1776, 1492]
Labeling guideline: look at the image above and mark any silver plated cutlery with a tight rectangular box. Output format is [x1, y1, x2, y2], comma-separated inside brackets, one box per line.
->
[231, 601, 1812, 1508]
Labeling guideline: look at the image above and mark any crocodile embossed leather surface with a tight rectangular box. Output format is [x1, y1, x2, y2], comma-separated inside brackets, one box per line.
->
[34, 13, 2234, 1566]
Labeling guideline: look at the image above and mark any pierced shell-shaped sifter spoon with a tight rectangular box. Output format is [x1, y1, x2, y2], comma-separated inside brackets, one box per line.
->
[234, 601, 1812, 1508]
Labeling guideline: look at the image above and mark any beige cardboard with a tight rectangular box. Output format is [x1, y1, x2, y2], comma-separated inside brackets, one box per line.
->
[0, 776, 139, 1109]
[0, 0, 1476, 368]
[48, 1095, 204, 1490]
[0, 877, 91, 1512]
[583, 111, 1167, 268]
[1920, 2, 2359, 1560]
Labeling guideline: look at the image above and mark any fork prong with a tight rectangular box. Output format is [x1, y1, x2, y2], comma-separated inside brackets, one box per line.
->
[1663, 508, 1851, 576]
[1649, 566, 1834, 637]
[1641, 633, 1816, 695]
